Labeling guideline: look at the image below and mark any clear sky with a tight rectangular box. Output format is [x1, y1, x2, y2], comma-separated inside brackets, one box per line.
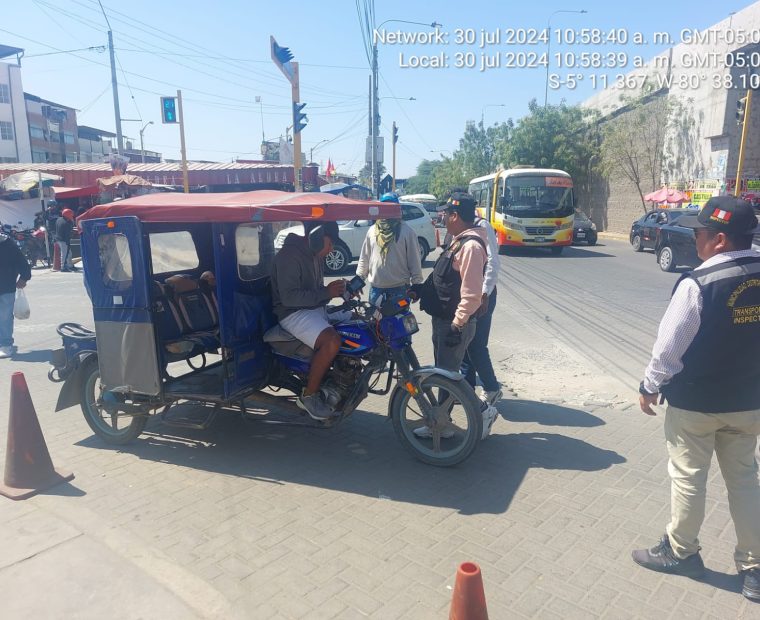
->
[1, 0, 754, 177]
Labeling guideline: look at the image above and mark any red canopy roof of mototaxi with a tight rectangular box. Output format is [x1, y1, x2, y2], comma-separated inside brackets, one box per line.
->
[77, 190, 400, 224]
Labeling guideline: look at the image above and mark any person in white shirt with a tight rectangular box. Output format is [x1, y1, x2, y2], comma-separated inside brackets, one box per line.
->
[460, 210, 502, 406]
[632, 197, 760, 603]
[356, 193, 423, 305]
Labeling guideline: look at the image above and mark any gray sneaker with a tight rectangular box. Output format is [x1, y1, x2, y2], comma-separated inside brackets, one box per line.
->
[483, 388, 503, 406]
[296, 391, 336, 420]
[0, 346, 12, 359]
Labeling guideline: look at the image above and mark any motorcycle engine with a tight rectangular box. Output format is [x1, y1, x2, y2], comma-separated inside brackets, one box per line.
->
[321, 357, 364, 409]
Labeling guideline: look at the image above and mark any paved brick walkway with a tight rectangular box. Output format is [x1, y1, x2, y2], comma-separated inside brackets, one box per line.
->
[0, 269, 759, 618]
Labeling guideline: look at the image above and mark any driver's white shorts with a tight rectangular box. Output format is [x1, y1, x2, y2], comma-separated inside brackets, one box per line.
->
[279, 307, 350, 350]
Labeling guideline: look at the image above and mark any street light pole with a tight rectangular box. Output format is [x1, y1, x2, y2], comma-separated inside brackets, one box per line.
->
[310, 139, 328, 164]
[545, 9, 587, 107]
[481, 104, 506, 125]
[370, 18, 440, 197]
[139, 120, 153, 164]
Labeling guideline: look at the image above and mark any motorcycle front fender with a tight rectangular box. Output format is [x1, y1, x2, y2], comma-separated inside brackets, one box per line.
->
[55, 352, 97, 412]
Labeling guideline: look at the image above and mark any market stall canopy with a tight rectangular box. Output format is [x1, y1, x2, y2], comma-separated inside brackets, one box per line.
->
[97, 174, 153, 189]
[78, 190, 399, 224]
[53, 186, 99, 199]
[644, 188, 688, 204]
[0, 170, 63, 192]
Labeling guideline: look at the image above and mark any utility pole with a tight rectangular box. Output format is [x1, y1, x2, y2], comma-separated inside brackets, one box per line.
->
[271, 37, 306, 192]
[735, 89, 753, 197]
[371, 43, 379, 197]
[176, 90, 189, 193]
[107, 30, 123, 153]
[392, 121, 398, 192]
[291, 64, 303, 192]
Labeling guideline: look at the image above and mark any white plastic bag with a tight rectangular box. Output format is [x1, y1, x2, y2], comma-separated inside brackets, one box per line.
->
[13, 289, 30, 320]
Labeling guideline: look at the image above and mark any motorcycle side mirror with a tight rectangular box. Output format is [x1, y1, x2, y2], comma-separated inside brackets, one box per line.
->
[308, 225, 326, 253]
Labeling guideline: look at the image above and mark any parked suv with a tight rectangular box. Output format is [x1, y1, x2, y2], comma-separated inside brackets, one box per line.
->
[274, 202, 438, 275]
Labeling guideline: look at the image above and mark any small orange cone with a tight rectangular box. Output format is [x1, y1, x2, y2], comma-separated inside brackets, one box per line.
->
[0, 372, 73, 500]
[449, 562, 489, 620]
[52, 242, 61, 271]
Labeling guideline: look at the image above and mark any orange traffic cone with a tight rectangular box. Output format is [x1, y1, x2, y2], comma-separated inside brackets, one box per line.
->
[52, 242, 61, 271]
[0, 372, 73, 500]
[449, 562, 489, 620]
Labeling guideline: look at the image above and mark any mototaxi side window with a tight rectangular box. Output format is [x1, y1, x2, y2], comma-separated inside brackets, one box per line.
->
[97, 233, 132, 289]
[149, 231, 199, 275]
[236, 224, 273, 281]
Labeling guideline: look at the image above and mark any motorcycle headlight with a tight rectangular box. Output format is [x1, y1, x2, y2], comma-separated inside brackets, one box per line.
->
[402, 312, 419, 335]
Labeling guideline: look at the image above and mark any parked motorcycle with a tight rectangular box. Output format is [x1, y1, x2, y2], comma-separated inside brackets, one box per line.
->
[18, 227, 50, 268]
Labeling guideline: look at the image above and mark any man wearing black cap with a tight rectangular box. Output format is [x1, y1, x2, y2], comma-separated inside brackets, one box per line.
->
[632, 197, 760, 602]
[409, 192, 497, 438]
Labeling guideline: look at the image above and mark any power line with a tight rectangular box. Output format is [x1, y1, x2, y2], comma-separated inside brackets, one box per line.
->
[72, 0, 364, 101]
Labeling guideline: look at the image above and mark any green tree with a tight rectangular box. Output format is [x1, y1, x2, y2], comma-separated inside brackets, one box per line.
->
[357, 163, 386, 189]
[428, 156, 470, 199]
[600, 94, 673, 212]
[506, 99, 600, 199]
[403, 159, 441, 195]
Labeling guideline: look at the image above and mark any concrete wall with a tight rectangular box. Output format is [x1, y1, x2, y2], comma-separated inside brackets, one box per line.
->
[582, 3, 760, 232]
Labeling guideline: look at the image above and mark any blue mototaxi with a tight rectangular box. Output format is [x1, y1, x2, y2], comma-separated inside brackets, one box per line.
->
[48, 191, 483, 466]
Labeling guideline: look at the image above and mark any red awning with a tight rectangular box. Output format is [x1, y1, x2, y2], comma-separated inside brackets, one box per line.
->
[77, 190, 399, 224]
[53, 185, 98, 199]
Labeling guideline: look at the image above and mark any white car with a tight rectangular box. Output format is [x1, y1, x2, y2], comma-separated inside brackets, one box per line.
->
[274, 202, 439, 275]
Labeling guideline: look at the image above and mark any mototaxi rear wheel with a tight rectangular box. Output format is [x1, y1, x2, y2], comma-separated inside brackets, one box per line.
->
[79, 357, 147, 445]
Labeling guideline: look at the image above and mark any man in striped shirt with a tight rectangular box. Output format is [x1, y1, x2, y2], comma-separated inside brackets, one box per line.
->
[632, 197, 760, 602]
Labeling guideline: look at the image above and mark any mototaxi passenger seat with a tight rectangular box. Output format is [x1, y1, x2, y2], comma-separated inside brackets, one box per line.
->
[164, 275, 217, 333]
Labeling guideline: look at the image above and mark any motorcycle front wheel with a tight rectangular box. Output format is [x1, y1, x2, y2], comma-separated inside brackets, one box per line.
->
[390, 373, 482, 467]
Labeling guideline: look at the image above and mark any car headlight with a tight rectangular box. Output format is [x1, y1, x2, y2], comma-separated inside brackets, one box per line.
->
[591, 223, 597, 231]
[402, 312, 419, 335]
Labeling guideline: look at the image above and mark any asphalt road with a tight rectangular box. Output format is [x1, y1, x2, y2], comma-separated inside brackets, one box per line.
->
[495, 237, 683, 391]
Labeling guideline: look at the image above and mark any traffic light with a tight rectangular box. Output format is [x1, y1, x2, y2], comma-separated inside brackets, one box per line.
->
[272, 41, 293, 65]
[161, 97, 178, 123]
[293, 102, 307, 134]
[737, 96, 747, 125]
[270, 36, 296, 83]
[392, 122, 398, 144]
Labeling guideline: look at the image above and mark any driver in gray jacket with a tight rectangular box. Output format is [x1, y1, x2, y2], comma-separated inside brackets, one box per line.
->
[271, 222, 347, 420]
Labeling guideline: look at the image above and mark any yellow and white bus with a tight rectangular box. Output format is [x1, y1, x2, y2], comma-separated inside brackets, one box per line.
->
[469, 168, 576, 255]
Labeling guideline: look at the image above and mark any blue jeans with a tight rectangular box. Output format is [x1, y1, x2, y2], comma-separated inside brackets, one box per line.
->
[0, 292, 15, 347]
[461, 287, 500, 392]
[369, 285, 408, 307]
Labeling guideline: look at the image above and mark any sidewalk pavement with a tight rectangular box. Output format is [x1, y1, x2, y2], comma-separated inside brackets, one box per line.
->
[1, 273, 759, 618]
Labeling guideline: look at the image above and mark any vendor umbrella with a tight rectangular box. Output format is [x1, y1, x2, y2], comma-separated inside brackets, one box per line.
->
[644, 187, 688, 204]
[0, 171, 63, 193]
[97, 174, 153, 189]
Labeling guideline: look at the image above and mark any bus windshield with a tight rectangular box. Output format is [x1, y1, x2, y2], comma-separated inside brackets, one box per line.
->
[502, 175, 575, 218]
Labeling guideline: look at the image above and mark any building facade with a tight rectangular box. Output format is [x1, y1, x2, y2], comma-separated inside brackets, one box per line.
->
[0, 45, 31, 163]
[24, 93, 79, 164]
[581, 3, 760, 233]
